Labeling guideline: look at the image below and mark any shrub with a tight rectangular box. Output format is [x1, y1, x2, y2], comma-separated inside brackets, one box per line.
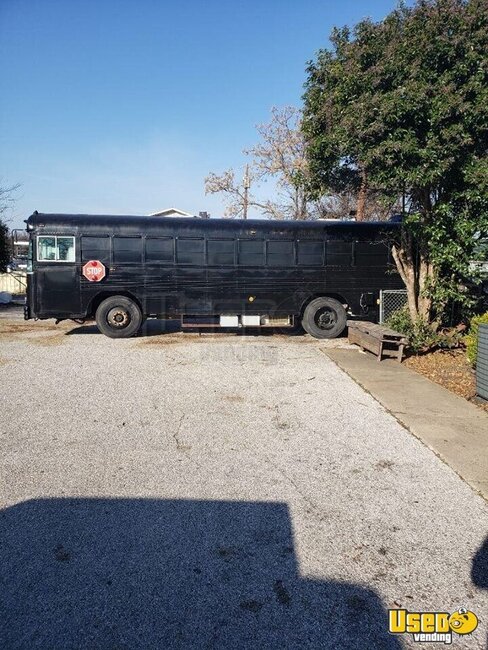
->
[464, 312, 488, 366]
[0, 219, 10, 273]
[386, 307, 439, 354]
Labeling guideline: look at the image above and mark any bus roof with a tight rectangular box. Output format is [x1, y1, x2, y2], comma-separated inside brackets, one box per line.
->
[26, 212, 400, 234]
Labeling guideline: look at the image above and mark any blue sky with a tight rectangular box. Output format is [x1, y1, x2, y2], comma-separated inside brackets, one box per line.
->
[1, 0, 399, 227]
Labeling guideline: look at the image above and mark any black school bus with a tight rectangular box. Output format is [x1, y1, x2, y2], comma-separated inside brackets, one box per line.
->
[24, 212, 404, 338]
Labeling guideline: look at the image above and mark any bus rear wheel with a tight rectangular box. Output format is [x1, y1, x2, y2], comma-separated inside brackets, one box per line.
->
[302, 297, 347, 339]
[95, 296, 142, 338]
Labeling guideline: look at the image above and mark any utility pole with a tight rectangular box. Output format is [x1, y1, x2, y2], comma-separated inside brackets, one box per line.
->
[243, 164, 250, 220]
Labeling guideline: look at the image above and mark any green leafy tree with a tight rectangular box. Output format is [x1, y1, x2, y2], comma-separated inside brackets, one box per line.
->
[303, 0, 488, 324]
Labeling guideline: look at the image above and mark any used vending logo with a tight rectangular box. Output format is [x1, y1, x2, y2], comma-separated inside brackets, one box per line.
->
[389, 607, 478, 644]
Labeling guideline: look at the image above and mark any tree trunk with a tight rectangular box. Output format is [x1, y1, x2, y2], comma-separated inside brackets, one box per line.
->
[356, 168, 368, 221]
[391, 240, 434, 324]
[293, 187, 308, 220]
[392, 244, 419, 320]
[417, 257, 432, 321]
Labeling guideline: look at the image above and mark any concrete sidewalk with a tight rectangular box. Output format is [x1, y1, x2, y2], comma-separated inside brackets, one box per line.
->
[325, 348, 488, 500]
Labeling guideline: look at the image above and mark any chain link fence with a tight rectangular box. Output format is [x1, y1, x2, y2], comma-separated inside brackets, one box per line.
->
[379, 289, 408, 324]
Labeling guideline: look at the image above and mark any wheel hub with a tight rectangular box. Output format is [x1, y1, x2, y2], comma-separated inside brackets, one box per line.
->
[316, 308, 337, 330]
[107, 308, 130, 328]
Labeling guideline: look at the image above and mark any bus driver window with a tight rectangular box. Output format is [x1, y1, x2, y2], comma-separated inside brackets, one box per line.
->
[37, 236, 75, 262]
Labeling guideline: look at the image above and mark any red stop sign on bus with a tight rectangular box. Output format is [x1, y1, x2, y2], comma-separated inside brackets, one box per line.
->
[82, 260, 106, 282]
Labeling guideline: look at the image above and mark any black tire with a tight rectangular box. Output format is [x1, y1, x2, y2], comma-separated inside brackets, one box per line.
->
[95, 296, 143, 339]
[301, 297, 347, 339]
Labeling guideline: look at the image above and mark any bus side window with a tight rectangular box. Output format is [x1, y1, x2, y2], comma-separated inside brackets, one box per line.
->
[238, 240, 264, 266]
[82, 236, 111, 264]
[267, 240, 295, 267]
[113, 237, 143, 264]
[297, 241, 324, 266]
[146, 237, 174, 263]
[355, 241, 389, 266]
[176, 238, 204, 265]
[326, 241, 353, 267]
[207, 239, 234, 266]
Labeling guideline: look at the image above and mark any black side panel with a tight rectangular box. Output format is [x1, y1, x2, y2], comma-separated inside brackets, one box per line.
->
[143, 265, 180, 316]
[26, 273, 35, 319]
[207, 267, 239, 313]
[36, 265, 80, 317]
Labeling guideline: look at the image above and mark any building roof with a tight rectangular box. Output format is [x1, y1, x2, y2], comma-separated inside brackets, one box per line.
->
[148, 208, 194, 218]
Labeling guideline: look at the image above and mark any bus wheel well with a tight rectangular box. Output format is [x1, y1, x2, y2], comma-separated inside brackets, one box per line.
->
[88, 292, 143, 319]
[300, 293, 348, 317]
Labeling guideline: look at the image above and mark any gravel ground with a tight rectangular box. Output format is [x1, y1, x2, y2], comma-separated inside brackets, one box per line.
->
[1, 316, 487, 649]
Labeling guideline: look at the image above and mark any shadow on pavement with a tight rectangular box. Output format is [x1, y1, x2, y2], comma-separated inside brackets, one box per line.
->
[472, 536, 488, 590]
[65, 319, 181, 337]
[65, 319, 307, 338]
[0, 498, 400, 649]
[471, 537, 488, 648]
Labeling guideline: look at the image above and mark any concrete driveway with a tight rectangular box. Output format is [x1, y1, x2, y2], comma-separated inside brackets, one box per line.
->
[1, 317, 487, 649]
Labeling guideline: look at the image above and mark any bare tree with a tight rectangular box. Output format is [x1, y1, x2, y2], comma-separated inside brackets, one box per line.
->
[204, 167, 285, 220]
[314, 190, 395, 221]
[206, 107, 324, 220]
[0, 183, 20, 220]
[244, 106, 312, 220]
[0, 183, 20, 271]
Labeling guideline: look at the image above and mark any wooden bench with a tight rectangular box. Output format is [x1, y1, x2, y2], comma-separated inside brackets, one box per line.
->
[347, 320, 409, 362]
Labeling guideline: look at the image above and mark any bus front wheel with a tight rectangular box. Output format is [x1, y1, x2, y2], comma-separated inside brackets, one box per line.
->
[95, 296, 143, 338]
[302, 297, 347, 339]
